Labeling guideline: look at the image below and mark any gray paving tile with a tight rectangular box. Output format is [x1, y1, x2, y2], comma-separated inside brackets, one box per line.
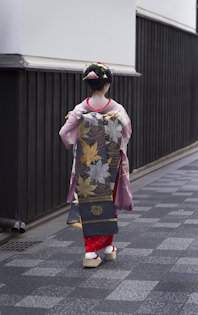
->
[126, 263, 171, 281]
[0, 294, 23, 306]
[180, 185, 198, 191]
[157, 237, 194, 250]
[118, 213, 142, 219]
[140, 231, 170, 238]
[95, 300, 141, 314]
[155, 203, 178, 208]
[143, 256, 178, 265]
[106, 280, 158, 301]
[153, 279, 196, 292]
[22, 267, 63, 277]
[168, 209, 194, 216]
[62, 246, 85, 254]
[185, 198, 198, 202]
[133, 194, 149, 198]
[5, 259, 43, 267]
[153, 222, 181, 228]
[136, 291, 188, 314]
[47, 297, 100, 315]
[113, 242, 131, 249]
[98, 256, 138, 271]
[15, 295, 63, 309]
[184, 219, 198, 224]
[179, 303, 198, 315]
[32, 285, 75, 297]
[176, 258, 198, 265]
[134, 218, 160, 223]
[187, 292, 198, 304]
[58, 266, 97, 278]
[118, 222, 131, 227]
[0, 306, 49, 315]
[170, 264, 198, 274]
[133, 200, 140, 204]
[188, 239, 198, 250]
[133, 206, 152, 212]
[91, 269, 131, 280]
[79, 278, 122, 290]
[38, 259, 74, 268]
[67, 287, 112, 299]
[128, 236, 165, 249]
[0, 253, 14, 262]
[47, 240, 74, 247]
[80, 312, 135, 315]
[119, 248, 154, 256]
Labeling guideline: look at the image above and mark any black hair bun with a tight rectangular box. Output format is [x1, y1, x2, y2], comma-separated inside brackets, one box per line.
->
[83, 63, 113, 91]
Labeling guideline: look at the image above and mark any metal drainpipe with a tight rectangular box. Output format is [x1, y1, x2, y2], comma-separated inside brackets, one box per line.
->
[0, 217, 26, 233]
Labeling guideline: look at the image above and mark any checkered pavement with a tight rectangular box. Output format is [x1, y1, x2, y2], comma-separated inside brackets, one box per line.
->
[0, 158, 198, 314]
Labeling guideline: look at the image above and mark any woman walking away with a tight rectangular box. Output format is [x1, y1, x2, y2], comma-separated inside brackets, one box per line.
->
[59, 62, 134, 268]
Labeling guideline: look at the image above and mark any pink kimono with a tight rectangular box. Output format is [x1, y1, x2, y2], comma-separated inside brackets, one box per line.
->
[59, 98, 134, 252]
[59, 98, 134, 211]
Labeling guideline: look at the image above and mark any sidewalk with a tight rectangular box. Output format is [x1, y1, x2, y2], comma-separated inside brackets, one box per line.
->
[0, 150, 198, 315]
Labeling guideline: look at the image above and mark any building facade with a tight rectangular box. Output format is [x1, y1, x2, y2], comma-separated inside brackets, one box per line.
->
[0, 0, 197, 222]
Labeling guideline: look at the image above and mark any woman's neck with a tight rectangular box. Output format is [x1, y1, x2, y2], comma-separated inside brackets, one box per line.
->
[89, 92, 109, 110]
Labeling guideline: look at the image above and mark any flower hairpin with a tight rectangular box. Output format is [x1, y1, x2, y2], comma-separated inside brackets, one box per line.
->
[83, 61, 108, 73]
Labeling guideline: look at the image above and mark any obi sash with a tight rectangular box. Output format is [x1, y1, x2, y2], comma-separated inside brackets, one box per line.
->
[68, 112, 122, 237]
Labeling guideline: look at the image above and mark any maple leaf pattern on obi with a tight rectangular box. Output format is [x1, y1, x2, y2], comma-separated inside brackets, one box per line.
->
[80, 140, 101, 166]
[105, 119, 122, 143]
[76, 176, 97, 198]
[78, 119, 90, 139]
[87, 160, 109, 184]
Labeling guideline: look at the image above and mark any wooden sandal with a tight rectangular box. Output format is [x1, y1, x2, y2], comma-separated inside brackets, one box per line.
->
[105, 246, 117, 261]
[83, 255, 102, 268]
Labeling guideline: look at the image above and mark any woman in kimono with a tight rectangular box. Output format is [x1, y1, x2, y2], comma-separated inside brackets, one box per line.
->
[59, 62, 133, 267]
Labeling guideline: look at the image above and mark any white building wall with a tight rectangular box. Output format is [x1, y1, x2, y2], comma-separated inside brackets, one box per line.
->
[0, 0, 23, 54]
[0, 0, 137, 74]
[136, 0, 197, 33]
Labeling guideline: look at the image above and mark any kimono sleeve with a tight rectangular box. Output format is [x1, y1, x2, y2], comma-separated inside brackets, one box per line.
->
[121, 107, 132, 143]
[116, 106, 132, 152]
[59, 108, 81, 149]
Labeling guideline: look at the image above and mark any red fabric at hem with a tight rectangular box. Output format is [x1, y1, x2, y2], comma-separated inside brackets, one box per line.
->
[84, 235, 113, 252]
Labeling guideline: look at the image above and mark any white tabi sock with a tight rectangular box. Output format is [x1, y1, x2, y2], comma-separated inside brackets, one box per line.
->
[85, 252, 98, 259]
[104, 245, 116, 255]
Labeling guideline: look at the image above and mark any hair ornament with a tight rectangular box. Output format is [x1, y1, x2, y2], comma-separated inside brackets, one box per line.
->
[83, 71, 99, 80]
[83, 61, 108, 74]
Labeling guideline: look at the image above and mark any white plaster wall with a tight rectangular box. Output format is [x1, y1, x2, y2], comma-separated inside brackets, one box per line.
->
[22, 0, 136, 67]
[136, 0, 196, 33]
[0, 0, 23, 54]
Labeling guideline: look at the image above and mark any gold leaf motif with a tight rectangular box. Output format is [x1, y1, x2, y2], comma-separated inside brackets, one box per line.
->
[91, 205, 103, 216]
[65, 113, 70, 120]
[78, 119, 90, 139]
[107, 158, 112, 165]
[80, 140, 101, 166]
[104, 113, 117, 120]
[76, 176, 97, 198]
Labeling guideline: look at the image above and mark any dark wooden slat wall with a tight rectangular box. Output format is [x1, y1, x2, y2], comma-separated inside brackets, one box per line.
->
[1, 71, 18, 219]
[1, 16, 198, 222]
[134, 16, 198, 169]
